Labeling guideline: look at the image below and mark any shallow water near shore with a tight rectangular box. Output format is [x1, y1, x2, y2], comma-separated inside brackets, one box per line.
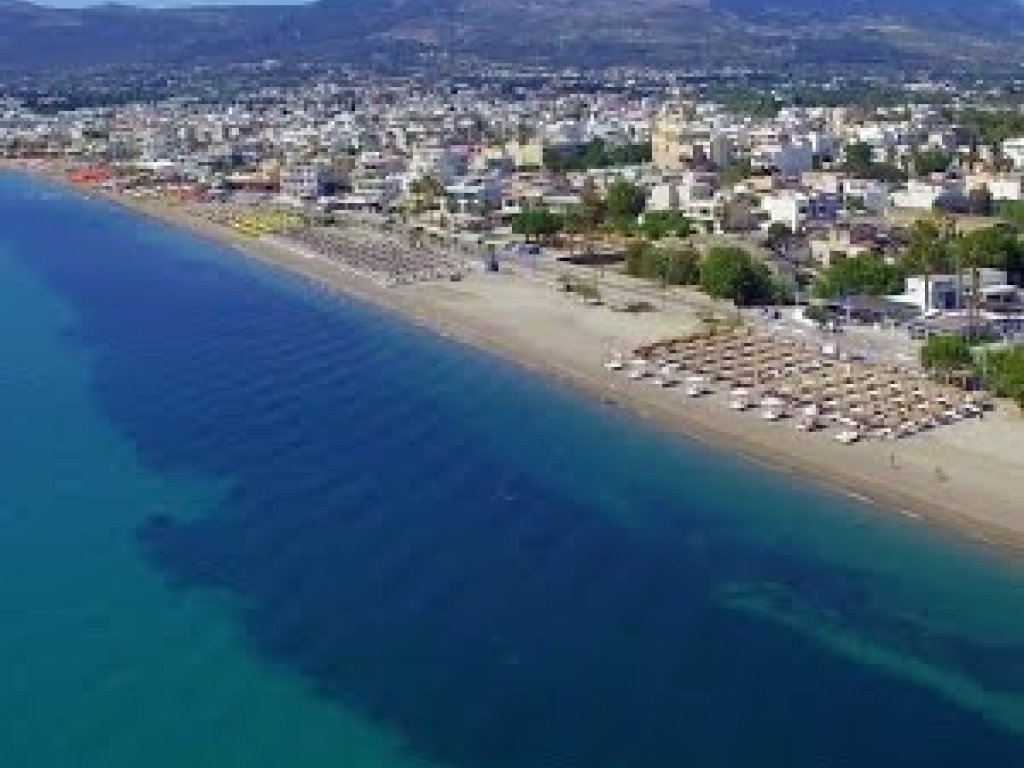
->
[4, 170, 1024, 766]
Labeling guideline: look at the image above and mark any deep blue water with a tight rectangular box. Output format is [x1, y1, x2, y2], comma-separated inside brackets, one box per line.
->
[3, 171, 1024, 766]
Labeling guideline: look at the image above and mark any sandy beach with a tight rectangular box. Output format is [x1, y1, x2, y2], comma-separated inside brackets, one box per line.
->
[9, 162, 1024, 555]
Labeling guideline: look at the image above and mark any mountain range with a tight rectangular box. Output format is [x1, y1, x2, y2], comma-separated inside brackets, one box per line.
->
[1, 0, 1023, 71]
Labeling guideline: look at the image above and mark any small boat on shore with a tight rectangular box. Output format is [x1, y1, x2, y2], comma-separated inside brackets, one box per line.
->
[795, 403, 823, 431]
[627, 361, 649, 380]
[684, 375, 710, 398]
[760, 395, 787, 421]
[834, 429, 860, 445]
[653, 365, 679, 388]
[728, 387, 751, 411]
[796, 415, 821, 431]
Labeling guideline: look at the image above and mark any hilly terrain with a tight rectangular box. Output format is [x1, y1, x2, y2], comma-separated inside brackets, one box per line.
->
[0, 0, 1022, 71]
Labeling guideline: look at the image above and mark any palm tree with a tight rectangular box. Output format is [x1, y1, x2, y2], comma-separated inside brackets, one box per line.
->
[965, 245, 985, 341]
[562, 206, 586, 257]
[906, 218, 948, 312]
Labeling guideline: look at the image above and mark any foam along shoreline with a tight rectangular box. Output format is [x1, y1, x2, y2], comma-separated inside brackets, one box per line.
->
[11, 164, 1024, 558]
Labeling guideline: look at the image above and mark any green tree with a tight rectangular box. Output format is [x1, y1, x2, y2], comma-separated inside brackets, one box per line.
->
[624, 242, 700, 286]
[698, 246, 777, 305]
[844, 142, 874, 175]
[804, 304, 832, 326]
[921, 335, 973, 372]
[624, 240, 647, 278]
[910, 147, 952, 176]
[512, 206, 563, 243]
[957, 223, 1024, 281]
[998, 200, 1024, 228]
[981, 346, 1024, 409]
[663, 246, 701, 285]
[812, 253, 906, 299]
[903, 217, 954, 311]
[846, 196, 868, 214]
[720, 88, 780, 118]
[561, 206, 587, 254]
[543, 140, 652, 172]
[579, 188, 608, 230]
[605, 179, 646, 232]
[952, 109, 1024, 147]
[764, 221, 792, 246]
[409, 175, 445, 211]
[843, 141, 906, 182]
[957, 244, 988, 341]
[640, 210, 694, 240]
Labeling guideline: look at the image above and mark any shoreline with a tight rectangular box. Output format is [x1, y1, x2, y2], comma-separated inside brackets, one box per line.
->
[8, 163, 1024, 559]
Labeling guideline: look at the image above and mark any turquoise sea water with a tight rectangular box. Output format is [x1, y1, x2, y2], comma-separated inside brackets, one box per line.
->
[3, 171, 1024, 766]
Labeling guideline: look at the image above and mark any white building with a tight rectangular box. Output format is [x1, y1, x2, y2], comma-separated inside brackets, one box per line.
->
[1001, 138, 1024, 170]
[751, 140, 814, 178]
[280, 163, 334, 200]
[890, 178, 965, 211]
[894, 269, 1009, 313]
[647, 171, 720, 230]
[759, 189, 838, 233]
[966, 172, 1024, 202]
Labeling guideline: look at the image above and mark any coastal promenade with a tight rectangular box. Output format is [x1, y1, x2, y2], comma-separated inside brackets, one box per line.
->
[10, 163, 1024, 556]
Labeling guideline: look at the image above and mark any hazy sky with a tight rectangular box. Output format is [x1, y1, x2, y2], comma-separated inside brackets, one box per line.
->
[39, 0, 310, 7]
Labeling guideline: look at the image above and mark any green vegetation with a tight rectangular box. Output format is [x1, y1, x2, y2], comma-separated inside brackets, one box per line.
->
[699, 246, 785, 306]
[792, 83, 921, 110]
[957, 223, 1024, 275]
[624, 242, 700, 286]
[803, 304, 832, 326]
[951, 109, 1024, 148]
[720, 158, 753, 186]
[893, 216, 1024, 313]
[842, 141, 906, 183]
[846, 196, 868, 214]
[922, 340, 1024, 411]
[511, 205, 563, 242]
[921, 335, 973, 372]
[812, 253, 906, 299]
[715, 87, 781, 118]
[902, 217, 953, 314]
[639, 210, 695, 240]
[409, 175, 445, 211]
[561, 191, 608, 240]
[511, 180, 688, 244]
[909, 147, 952, 175]
[605, 179, 647, 234]
[981, 346, 1024, 409]
[763, 222, 793, 246]
[844, 142, 874, 173]
[998, 200, 1024, 228]
[622, 242, 788, 306]
[544, 140, 651, 172]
